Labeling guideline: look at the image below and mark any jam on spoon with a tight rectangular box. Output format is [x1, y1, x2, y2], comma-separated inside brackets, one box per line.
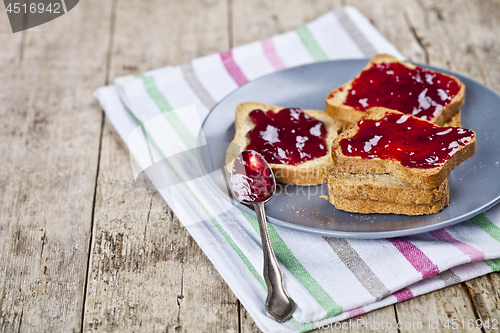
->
[340, 112, 475, 169]
[246, 108, 328, 165]
[231, 150, 275, 203]
[230, 150, 295, 322]
[344, 62, 461, 121]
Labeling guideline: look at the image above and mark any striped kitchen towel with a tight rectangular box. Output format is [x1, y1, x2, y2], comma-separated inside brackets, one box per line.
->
[95, 7, 500, 333]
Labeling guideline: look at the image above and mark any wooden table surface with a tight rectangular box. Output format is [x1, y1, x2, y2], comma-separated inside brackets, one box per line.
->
[1, 0, 500, 332]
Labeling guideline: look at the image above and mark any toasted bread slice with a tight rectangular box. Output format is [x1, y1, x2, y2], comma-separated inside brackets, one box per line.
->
[326, 54, 465, 125]
[443, 111, 462, 127]
[331, 107, 476, 189]
[328, 171, 449, 205]
[226, 102, 343, 186]
[328, 194, 449, 216]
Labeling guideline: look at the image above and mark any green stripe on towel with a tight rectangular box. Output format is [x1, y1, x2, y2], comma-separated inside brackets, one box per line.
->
[470, 213, 500, 242]
[296, 26, 329, 61]
[138, 74, 198, 151]
[139, 74, 174, 111]
[241, 211, 343, 317]
[484, 258, 500, 272]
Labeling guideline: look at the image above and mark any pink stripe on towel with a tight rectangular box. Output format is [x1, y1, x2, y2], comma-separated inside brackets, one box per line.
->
[393, 288, 413, 302]
[348, 306, 365, 318]
[220, 50, 249, 86]
[261, 38, 286, 70]
[388, 238, 440, 278]
[430, 229, 485, 261]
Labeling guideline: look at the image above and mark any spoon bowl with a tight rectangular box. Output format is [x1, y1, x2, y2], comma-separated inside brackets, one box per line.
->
[230, 150, 276, 204]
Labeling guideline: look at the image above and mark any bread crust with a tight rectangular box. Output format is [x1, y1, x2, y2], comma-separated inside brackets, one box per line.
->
[331, 107, 477, 190]
[328, 171, 449, 205]
[329, 194, 449, 216]
[326, 54, 465, 125]
[226, 102, 343, 186]
[443, 111, 462, 127]
[338, 105, 462, 132]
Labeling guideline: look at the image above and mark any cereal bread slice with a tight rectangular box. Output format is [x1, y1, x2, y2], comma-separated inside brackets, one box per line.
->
[326, 54, 465, 125]
[226, 102, 343, 186]
[328, 171, 449, 205]
[331, 107, 476, 189]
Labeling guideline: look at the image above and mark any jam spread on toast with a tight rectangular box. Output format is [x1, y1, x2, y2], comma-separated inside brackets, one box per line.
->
[340, 112, 475, 168]
[231, 151, 274, 203]
[344, 63, 461, 121]
[247, 108, 328, 165]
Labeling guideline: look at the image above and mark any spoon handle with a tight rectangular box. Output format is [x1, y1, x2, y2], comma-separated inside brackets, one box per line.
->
[253, 202, 295, 323]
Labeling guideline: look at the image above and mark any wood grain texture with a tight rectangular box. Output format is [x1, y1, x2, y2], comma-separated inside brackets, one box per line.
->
[108, 0, 230, 79]
[0, 15, 23, 71]
[413, 0, 485, 91]
[83, 120, 239, 332]
[241, 304, 399, 332]
[231, 0, 342, 46]
[395, 284, 482, 333]
[82, 0, 239, 331]
[465, 275, 500, 333]
[345, 0, 427, 63]
[0, 0, 111, 331]
[334, 306, 398, 333]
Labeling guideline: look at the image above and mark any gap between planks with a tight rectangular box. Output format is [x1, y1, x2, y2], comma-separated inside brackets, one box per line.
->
[80, 0, 119, 331]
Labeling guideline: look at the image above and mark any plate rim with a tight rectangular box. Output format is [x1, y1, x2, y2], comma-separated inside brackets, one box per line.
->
[198, 58, 500, 239]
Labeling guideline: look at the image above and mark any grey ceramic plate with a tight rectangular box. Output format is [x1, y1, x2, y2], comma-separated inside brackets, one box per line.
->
[198, 59, 500, 239]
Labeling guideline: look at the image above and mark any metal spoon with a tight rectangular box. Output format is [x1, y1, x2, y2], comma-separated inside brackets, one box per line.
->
[230, 150, 295, 323]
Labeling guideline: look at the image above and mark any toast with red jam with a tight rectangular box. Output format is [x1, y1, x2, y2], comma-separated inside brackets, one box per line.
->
[226, 102, 343, 185]
[326, 54, 465, 126]
[331, 107, 476, 190]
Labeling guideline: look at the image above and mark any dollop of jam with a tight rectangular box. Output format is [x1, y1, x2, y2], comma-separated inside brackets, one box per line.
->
[231, 151, 275, 203]
[246, 108, 328, 165]
[344, 63, 461, 121]
[340, 112, 475, 169]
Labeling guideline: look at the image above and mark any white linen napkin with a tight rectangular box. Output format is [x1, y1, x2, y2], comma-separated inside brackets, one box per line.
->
[95, 7, 500, 332]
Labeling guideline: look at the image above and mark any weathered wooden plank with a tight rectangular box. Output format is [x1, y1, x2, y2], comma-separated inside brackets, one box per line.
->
[84, 121, 239, 332]
[331, 306, 398, 333]
[0, 24, 27, 330]
[239, 305, 260, 333]
[108, 0, 230, 79]
[82, 0, 239, 331]
[453, 0, 500, 91]
[232, 0, 341, 46]
[241, 305, 398, 333]
[0, 15, 23, 70]
[0, 1, 112, 331]
[395, 284, 482, 333]
[465, 275, 500, 333]
[345, 0, 427, 63]
[405, 0, 500, 89]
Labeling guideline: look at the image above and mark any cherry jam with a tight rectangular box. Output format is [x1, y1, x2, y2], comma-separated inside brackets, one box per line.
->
[340, 112, 475, 169]
[246, 108, 328, 165]
[231, 151, 274, 203]
[344, 63, 461, 121]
